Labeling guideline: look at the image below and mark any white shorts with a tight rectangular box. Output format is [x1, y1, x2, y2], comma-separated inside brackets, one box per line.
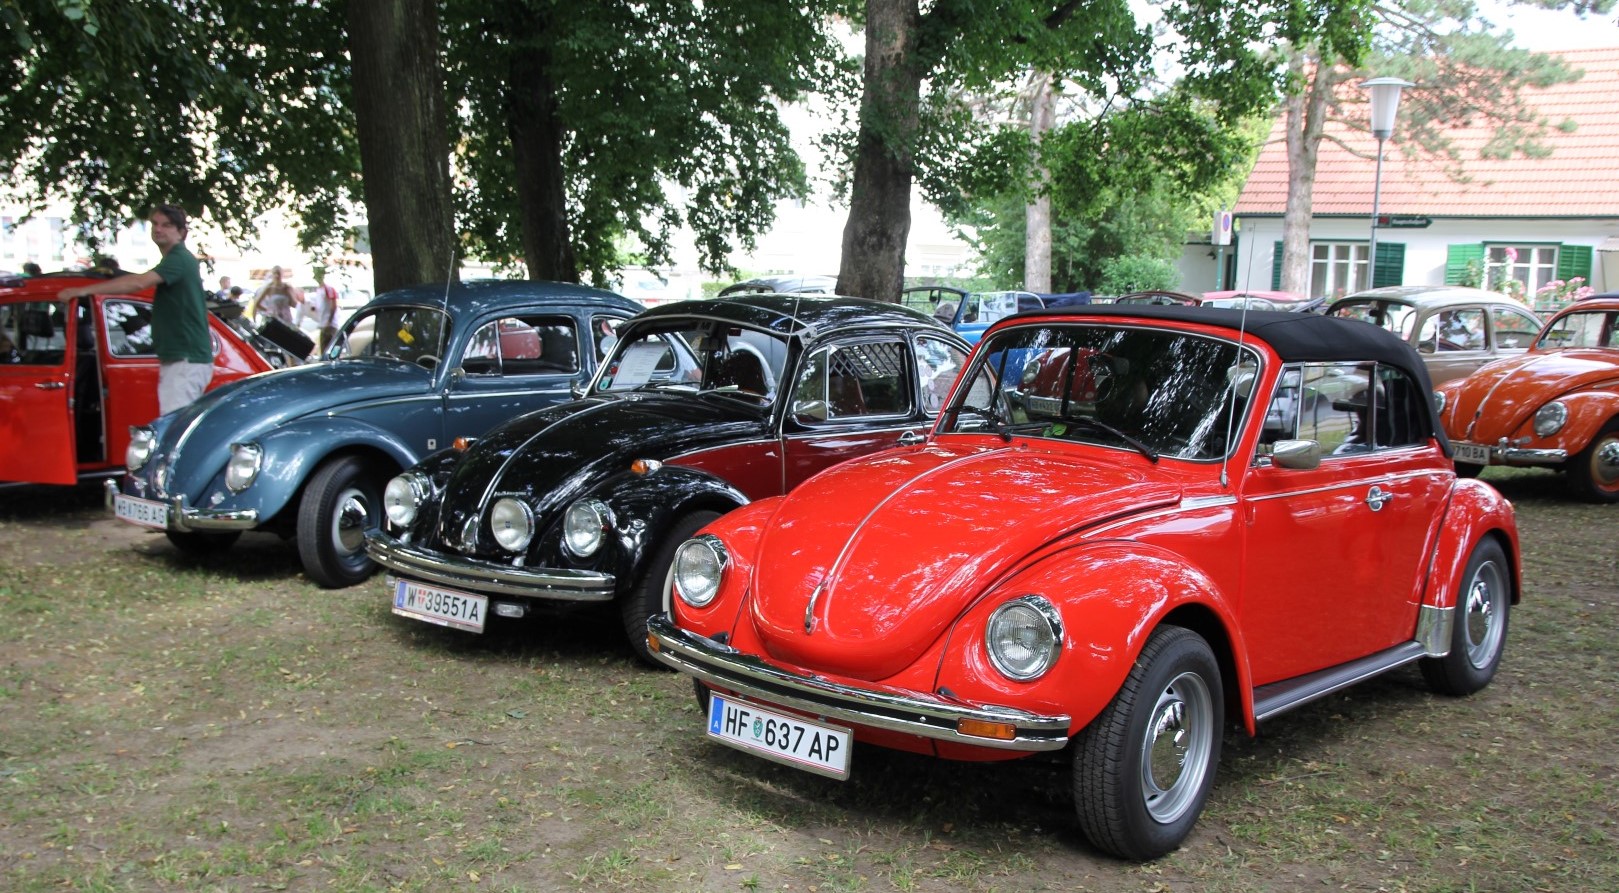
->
[158, 360, 214, 415]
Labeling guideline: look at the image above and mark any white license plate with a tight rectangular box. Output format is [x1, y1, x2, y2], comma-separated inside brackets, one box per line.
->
[114, 494, 169, 529]
[1453, 442, 1491, 464]
[707, 692, 852, 779]
[392, 579, 488, 633]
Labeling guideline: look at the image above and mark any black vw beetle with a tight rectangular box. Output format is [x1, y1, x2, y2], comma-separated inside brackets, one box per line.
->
[367, 294, 970, 662]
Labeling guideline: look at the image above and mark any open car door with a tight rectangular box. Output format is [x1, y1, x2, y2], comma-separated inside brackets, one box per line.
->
[0, 299, 78, 484]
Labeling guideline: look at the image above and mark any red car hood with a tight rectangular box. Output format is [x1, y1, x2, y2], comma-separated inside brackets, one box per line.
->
[742, 441, 1181, 679]
[1448, 349, 1619, 440]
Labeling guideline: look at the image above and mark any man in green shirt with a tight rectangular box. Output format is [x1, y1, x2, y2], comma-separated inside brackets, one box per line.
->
[58, 204, 215, 415]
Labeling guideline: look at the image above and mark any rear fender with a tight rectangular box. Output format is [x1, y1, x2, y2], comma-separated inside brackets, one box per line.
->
[932, 540, 1248, 739]
[1421, 479, 1521, 611]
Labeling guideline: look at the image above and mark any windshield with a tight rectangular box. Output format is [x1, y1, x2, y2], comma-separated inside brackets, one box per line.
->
[592, 318, 789, 404]
[1536, 308, 1617, 350]
[336, 306, 449, 367]
[941, 323, 1255, 461]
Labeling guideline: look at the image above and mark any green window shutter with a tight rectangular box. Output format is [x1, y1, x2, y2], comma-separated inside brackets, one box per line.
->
[1372, 242, 1405, 288]
[1445, 244, 1483, 285]
[1271, 241, 1283, 291]
[1557, 244, 1593, 282]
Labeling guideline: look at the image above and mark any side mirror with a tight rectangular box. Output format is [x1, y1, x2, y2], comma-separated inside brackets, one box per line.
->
[1271, 439, 1322, 470]
[793, 399, 829, 421]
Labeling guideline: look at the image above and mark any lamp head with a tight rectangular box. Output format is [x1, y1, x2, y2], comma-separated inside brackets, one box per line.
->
[1362, 77, 1414, 141]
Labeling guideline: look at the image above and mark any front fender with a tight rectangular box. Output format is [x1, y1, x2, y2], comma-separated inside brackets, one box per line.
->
[932, 540, 1244, 750]
[590, 465, 751, 595]
[236, 419, 420, 522]
[667, 496, 784, 638]
[1421, 479, 1521, 612]
[1548, 390, 1619, 453]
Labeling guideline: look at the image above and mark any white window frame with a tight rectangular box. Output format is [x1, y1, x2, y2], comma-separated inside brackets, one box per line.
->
[1309, 242, 1369, 300]
[1484, 244, 1558, 299]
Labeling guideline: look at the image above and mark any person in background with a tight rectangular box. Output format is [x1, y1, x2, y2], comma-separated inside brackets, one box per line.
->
[228, 285, 245, 304]
[215, 275, 233, 301]
[21, 261, 42, 276]
[55, 204, 213, 414]
[250, 265, 301, 326]
[310, 266, 340, 356]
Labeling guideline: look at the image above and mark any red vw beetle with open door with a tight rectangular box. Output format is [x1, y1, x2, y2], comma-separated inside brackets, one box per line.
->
[649, 304, 1520, 860]
[0, 272, 272, 487]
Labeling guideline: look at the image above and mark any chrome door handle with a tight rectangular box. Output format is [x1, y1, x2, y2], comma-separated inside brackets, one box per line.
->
[34, 381, 65, 390]
[897, 430, 925, 446]
[1366, 485, 1395, 512]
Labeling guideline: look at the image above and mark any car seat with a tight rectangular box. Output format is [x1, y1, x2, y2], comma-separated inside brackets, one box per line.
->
[712, 349, 770, 396]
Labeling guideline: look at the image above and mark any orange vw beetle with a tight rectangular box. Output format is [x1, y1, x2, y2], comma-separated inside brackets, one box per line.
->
[649, 305, 1520, 860]
[1435, 293, 1619, 501]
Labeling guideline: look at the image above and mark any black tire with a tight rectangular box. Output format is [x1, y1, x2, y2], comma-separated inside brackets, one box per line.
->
[1566, 418, 1619, 503]
[621, 509, 722, 667]
[165, 530, 241, 556]
[1453, 462, 1484, 479]
[296, 455, 385, 588]
[1420, 538, 1511, 696]
[1073, 625, 1223, 861]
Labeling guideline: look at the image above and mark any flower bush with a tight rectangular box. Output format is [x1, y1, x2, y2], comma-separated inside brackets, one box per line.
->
[1534, 276, 1594, 310]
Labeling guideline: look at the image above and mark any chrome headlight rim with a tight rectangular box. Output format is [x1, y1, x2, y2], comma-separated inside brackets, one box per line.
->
[490, 497, 536, 552]
[126, 426, 157, 472]
[562, 498, 614, 558]
[224, 442, 263, 493]
[1432, 390, 1446, 414]
[672, 534, 728, 608]
[383, 471, 431, 527]
[1533, 401, 1567, 438]
[985, 595, 1064, 682]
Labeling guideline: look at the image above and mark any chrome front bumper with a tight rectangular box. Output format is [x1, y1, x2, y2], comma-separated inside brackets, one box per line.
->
[646, 614, 1071, 752]
[104, 479, 260, 531]
[366, 531, 617, 601]
[1455, 441, 1567, 467]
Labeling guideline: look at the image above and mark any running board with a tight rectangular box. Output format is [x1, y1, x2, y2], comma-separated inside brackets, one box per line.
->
[1252, 641, 1428, 723]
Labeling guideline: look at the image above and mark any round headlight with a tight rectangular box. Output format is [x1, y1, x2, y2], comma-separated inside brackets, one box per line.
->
[672, 535, 728, 608]
[224, 442, 263, 492]
[985, 596, 1063, 681]
[126, 426, 156, 471]
[562, 498, 613, 558]
[1533, 401, 1567, 438]
[490, 497, 535, 552]
[383, 472, 429, 527]
[1432, 390, 1446, 414]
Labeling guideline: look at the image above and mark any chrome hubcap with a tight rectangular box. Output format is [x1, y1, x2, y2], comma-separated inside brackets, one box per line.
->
[333, 487, 370, 555]
[1464, 558, 1507, 668]
[1594, 438, 1619, 488]
[1139, 671, 1214, 824]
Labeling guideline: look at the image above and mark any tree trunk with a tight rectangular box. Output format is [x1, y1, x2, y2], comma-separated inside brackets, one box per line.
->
[1280, 53, 1332, 297]
[346, 0, 455, 294]
[1024, 71, 1055, 293]
[502, 5, 578, 283]
[836, 0, 922, 302]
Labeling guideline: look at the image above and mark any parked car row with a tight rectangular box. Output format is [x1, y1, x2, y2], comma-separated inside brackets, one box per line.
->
[16, 272, 1598, 860]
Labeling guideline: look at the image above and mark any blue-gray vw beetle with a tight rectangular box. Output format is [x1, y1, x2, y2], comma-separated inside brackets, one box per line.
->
[106, 280, 642, 587]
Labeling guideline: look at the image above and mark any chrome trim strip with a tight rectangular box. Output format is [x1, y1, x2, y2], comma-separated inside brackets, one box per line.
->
[1179, 494, 1237, 510]
[1416, 604, 1453, 656]
[1245, 467, 1439, 504]
[647, 615, 1070, 751]
[366, 532, 616, 600]
[1252, 641, 1427, 723]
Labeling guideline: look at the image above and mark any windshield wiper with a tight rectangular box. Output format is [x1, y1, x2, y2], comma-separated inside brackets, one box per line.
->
[1066, 417, 1160, 462]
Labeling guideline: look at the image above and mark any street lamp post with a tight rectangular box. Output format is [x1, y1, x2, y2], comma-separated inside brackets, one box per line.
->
[1362, 77, 1413, 291]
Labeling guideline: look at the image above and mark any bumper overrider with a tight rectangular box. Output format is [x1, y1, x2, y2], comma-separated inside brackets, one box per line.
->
[104, 479, 259, 531]
[366, 531, 617, 601]
[646, 614, 1071, 752]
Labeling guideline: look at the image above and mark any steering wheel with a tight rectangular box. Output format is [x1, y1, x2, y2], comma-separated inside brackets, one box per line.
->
[417, 354, 440, 369]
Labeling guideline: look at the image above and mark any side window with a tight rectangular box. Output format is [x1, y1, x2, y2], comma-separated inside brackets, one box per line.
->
[462, 320, 501, 376]
[791, 340, 911, 421]
[591, 316, 624, 361]
[1297, 362, 1366, 456]
[103, 300, 155, 357]
[915, 335, 968, 415]
[1432, 308, 1485, 351]
[1373, 364, 1428, 450]
[0, 301, 68, 365]
[465, 316, 579, 377]
[1491, 307, 1541, 350]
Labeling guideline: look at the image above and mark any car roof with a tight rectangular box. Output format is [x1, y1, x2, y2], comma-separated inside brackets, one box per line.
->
[0, 271, 145, 299]
[630, 293, 959, 340]
[716, 274, 838, 297]
[361, 279, 642, 318]
[1330, 285, 1530, 309]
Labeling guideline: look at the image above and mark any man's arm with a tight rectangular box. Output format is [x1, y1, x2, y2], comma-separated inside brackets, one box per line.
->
[58, 270, 162, 301]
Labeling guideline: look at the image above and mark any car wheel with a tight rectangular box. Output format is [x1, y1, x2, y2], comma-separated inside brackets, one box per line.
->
[1454, 462, 1484, 479]
[164, 530, 241, 556]
[1566, 418, 1619, 503]
[620, 509, 722, 667]
[296, 455, 384, 588]
[1420, 538, 1510, 696]
[1073, 625, 1223, 861]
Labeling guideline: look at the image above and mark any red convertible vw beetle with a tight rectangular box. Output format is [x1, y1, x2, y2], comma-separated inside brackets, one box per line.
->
[648, 304, 1521, 860]
[1435, 292, 1619, 500]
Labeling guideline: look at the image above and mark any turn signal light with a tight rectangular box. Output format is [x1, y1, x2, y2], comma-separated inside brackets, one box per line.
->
[957, 719, 1017, 741]
[631, 458, 663, 475]
[647, 633, 662, 654]
[452, 436, 477, 451]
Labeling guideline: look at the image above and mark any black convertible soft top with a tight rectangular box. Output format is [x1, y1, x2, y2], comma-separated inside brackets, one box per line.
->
[1008, 303, 1451, 455]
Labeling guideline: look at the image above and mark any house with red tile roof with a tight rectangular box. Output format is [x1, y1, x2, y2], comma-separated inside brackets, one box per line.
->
[1219, 46, 1619, 307]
